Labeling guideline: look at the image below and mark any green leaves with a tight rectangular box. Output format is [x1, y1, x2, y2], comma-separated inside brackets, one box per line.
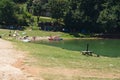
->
[13, 0, 28, 3]
[48, 0, 68, 19]
[0, 0, 16, 25]
[27, 0, 42, 16]
[63, 0, 120, 33]
[97, 0, 120, 33]
[0, 0, 119, 33]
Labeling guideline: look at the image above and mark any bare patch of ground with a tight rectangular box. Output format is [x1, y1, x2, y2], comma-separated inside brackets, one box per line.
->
[29, 66, 120, 79]
[0, 39, 42, 80]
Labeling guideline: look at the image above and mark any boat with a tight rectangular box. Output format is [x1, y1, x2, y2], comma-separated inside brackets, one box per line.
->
[22, 39, 31, 42]
[48, 36, 63, 41]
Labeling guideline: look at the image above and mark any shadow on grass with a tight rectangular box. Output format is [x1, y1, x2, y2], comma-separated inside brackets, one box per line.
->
[69, 33, 81, 37]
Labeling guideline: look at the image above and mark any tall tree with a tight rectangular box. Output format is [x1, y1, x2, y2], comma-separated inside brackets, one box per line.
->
[13, 0, 28, 3]
[64, 0, 84, 32]
[80, 0, 104, 32]
[64, 0, 104, 32]
[0, 0, 17, 25]
[27, 0, 43, 23]
[98, 0, 120, 33]
[32, 0, 42, 16]
[49, 0, 68, 21]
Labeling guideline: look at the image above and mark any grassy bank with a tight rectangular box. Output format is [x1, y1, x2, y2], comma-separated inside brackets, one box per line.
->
[16, 41, 120, 69]
[0, 29, 120, 80]
[0, 29, 84, 39]
[15, 40, 120, 80]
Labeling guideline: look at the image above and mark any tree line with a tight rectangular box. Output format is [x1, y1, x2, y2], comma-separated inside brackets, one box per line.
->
[0, 0, 120, 33]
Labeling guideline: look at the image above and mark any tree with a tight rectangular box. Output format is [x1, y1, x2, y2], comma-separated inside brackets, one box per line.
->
[13, 0, 28, 3]
[64, 0, 105, 33]
[27, 0, 43, 23]
[49, 0, 68, 21]
[64, 0, 84, 32]
[32, 0, 42, 16]
[0, 0, 17, 25]
[97, 0, 120, 33]
[80, 0, 105, 33]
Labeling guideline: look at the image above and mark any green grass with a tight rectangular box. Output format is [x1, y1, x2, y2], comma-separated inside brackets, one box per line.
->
[40, 16, 55, 22]
[16, 42, 120, 69]
[0, 29, 120, 80]
[15, 41, 120, 80]
[0, 29, 10, 36]
[24, 30, 80, 38]
[41, 74, 120, 80]
[0, 29, 81, 39]
[14, 42, 120, 80]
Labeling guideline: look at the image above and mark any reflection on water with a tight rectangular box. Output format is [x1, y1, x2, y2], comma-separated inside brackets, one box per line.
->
[34, 39, 120, 57]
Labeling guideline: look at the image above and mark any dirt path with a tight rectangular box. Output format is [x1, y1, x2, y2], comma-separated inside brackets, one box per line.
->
[0, 39, 41, 80]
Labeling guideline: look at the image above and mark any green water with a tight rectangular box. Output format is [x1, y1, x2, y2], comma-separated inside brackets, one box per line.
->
[36, 39, 120, 57]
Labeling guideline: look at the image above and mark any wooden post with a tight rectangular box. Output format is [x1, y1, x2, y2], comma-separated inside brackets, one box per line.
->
[86, 43, 89, 51]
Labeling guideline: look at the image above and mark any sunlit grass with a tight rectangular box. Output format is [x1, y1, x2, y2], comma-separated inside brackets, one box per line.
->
[15, 41, 120, 80]
[41, 74, 119, 80]
[16, 41, 120, 70]
[0, 29, 120, 80]
[0, 29, 78, 38]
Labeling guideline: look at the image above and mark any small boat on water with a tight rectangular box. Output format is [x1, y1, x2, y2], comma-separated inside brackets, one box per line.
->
[48, 38, 63, 41]
[48, 36, 63, 41]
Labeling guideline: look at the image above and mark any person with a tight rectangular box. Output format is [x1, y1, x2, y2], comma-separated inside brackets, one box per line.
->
[48, 35, 53, 40]
[16, 30, 19, 36]
[33, 36, 36, 41]
[13, 30, 16, 37]
[9, 30, 12, 37]
[13, 30, 19, 37]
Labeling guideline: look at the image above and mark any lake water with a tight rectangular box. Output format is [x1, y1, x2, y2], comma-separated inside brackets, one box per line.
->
[35, 39, 120, 57]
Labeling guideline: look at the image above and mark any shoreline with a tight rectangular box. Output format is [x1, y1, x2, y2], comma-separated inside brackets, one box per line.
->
[63, 37, 103, 40]
[16, 34, 120, 42]
[25, 36, 120, 42]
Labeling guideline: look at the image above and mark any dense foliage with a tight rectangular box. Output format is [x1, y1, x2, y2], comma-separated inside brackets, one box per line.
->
[0, 0, 119, 33]
[48, 0, 120, 33]
[13, 0, 28, 3]
[64, 0, 120, 33]
[0, 0, 17, 25]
